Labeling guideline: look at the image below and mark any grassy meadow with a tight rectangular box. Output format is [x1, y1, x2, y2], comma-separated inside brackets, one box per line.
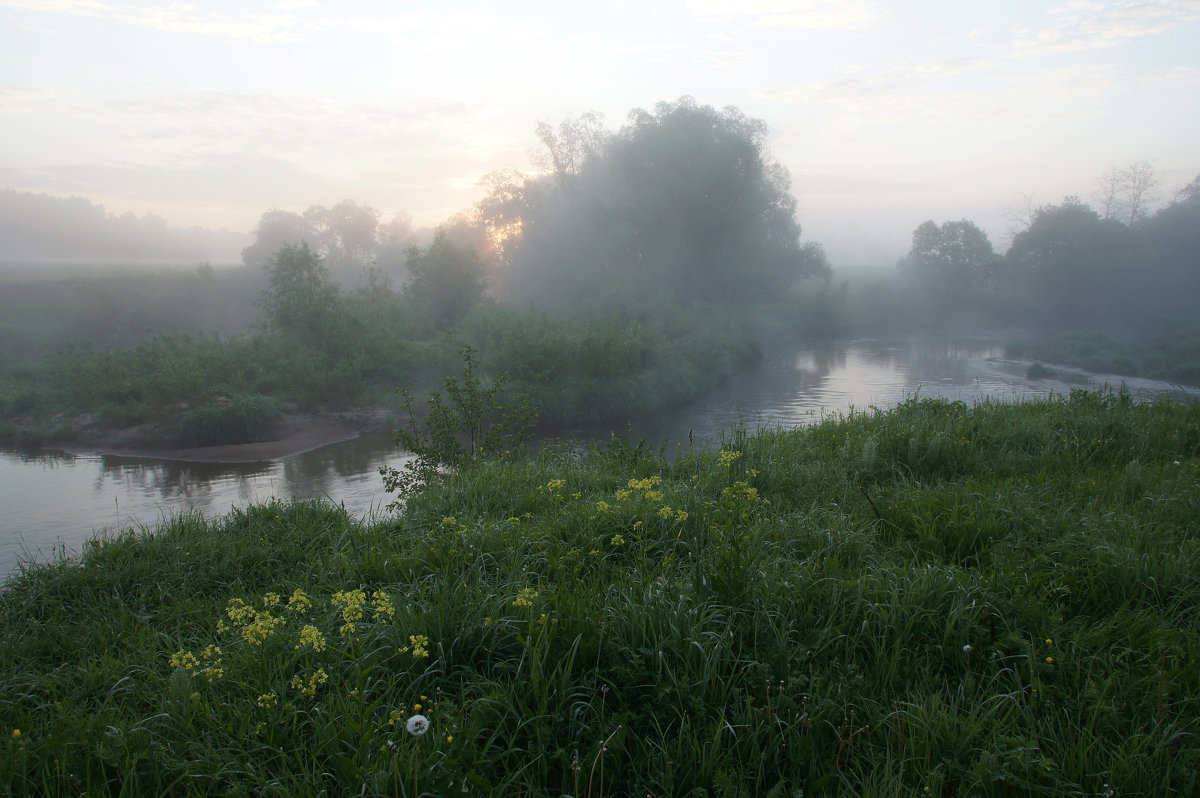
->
[2, 390, 1198, 796]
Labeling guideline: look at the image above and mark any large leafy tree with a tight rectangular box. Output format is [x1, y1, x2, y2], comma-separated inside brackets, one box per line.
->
[242, 201, 413, 283]
[1135, 173, 1200, 320]
[403, 232, 487, 331]
[1005, 197, 1142, 327]
[479, 97, 827, 307]
[258, 242, 340, 345]
[899, 219, 1001, 299]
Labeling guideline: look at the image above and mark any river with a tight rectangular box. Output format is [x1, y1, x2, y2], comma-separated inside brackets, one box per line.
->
[2, 336, 1193, 580]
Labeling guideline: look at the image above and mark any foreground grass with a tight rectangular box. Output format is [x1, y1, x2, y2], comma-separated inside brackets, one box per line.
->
[2, 390, 1198, 796]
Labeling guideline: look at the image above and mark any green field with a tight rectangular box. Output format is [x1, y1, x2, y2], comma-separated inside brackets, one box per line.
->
[2, 390, 1198, 795]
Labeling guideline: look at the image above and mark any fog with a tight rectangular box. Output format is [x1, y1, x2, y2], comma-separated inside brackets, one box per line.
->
[0, 190, 250, 266]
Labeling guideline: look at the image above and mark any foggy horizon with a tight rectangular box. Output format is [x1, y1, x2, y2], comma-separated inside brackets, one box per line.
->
[3, 1, 1198, 270]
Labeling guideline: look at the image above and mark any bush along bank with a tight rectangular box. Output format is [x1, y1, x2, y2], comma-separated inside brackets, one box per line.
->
[1, 389, 1198, 795]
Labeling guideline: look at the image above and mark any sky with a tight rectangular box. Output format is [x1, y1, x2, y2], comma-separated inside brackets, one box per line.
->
[2, 0, 1198, 267]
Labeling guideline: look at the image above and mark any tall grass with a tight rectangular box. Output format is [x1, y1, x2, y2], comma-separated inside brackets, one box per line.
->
[2, 390, 1198, 795]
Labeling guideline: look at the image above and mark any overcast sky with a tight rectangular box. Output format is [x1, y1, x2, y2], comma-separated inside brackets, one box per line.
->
[2, 0, 1198, 267]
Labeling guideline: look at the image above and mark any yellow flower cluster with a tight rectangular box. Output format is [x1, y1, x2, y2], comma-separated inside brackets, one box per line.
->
[168, 644, 224, 682]
[372, 590, 396, 622]
[290, 668, 328, 698]
[722, 481, 761, 504]
[256, 691, 278, 710]
[616, 475, 664, 503]
[332, 589, 368, 636]
[512, 587, 539, 608]
[240, 608, 287, 646]
[225, 597, 258, 626]
[718, 449, 743, 467]
[297, 624, 327, 652]
[286, 588, 312, 615]
[657, 506, 689, 522]
[398, 634, 431, 659]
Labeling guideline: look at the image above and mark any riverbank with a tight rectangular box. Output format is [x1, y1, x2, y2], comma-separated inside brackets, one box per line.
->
[3, 391, 1197, 795]
[46, 410, 384, 463]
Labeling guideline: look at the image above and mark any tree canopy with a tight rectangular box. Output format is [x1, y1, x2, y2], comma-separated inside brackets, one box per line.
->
[242, 200, 414, 282]
[479, 97, 828, 308]
[403, 232, 487, 331]
[899, 219, 1000, 299]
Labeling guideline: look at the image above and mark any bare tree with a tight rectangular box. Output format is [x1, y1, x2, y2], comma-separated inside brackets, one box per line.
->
[1092, 160, 1159, 225]
[1094, 164, 1124, 221]
[529, 112, 607, 179]
[1121, 160, 1159, 224]
[1000, 191, 1037, 246]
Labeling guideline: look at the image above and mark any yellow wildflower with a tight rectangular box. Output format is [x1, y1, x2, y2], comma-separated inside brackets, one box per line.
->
[290, 668, 328, 698]
[332, 589, 367, 636]
[242, 611, 285, 646]
[298, 624, 327, 652]
[372, 590, 395, 621]
[225, 598, 257, 626]
[399, 634, 431, 659]
[286, 589, 312, 614]
[512, 587, 539, 608]
[610, 534, 625, 547]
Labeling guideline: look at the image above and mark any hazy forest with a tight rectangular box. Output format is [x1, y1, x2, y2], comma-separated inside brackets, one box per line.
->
[2, 98, 1198, 450]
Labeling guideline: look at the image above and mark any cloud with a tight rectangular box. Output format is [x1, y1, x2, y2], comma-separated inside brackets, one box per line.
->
[122, 5, 315, 44]
[0, 0, 110, 13]
[1012, 0, 1200, 57]
[0, 85, 56, 113]
[1, 0, 318, 43]
[792, 172, 934, 196]
[683, 0, 879, 30]
[760, 61, 1133, 130]
[104, 91, 480, 158]
[0, 153, 331, 205]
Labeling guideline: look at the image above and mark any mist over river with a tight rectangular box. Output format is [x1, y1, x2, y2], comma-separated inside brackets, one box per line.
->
[2, 336, 1194, 580]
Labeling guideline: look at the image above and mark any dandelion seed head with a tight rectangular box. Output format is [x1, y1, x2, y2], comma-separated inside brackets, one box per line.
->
[406, 714, 430, 736]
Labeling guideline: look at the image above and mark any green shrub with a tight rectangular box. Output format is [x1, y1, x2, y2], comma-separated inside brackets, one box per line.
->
[173, 393, 282, 448]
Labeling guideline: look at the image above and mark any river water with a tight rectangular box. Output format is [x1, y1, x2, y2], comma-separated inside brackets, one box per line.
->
[2, 336, 1192, 580]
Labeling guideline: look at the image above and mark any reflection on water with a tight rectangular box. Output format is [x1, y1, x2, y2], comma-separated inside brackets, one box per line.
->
[0, 438, 415, 580]
[1, 336, 1188, 580]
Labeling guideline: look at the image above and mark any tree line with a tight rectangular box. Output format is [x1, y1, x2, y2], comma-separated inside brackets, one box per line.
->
[891, 167, 1200, 331]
